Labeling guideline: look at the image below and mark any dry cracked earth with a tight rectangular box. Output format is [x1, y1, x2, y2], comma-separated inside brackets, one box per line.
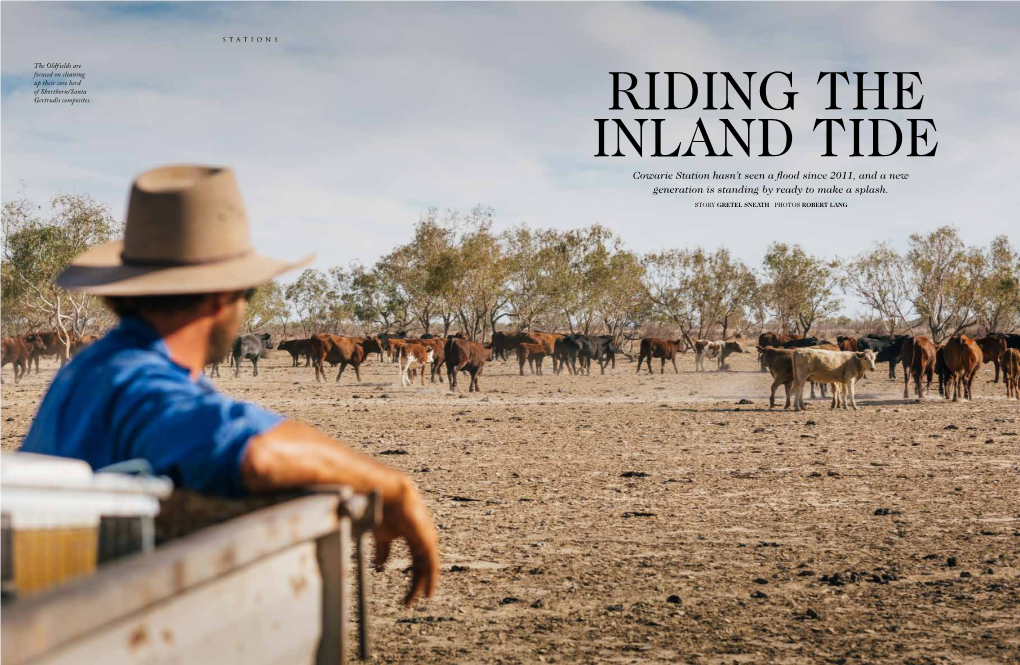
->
[2, 347, 1018, 664]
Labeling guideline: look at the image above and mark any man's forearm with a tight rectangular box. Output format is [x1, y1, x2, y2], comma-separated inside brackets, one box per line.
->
[241, 420, 409, 499]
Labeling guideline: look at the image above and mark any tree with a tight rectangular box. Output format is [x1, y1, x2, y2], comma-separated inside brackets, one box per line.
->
[642, 247, 754, 342]
[903, 226, 983, 342]
[284, 268, 331, 335]
[975, 235, 1020, 334]
[842, 242, 914, 335]
[760, 243, 841, 335]
[349, 262, 408, 332]
[593, 247, 649, 342]
[643, 249, 700, 348]
[2, 193, 119, 347]
[243, 281, 288, 332]
[502, 225, 560, 331]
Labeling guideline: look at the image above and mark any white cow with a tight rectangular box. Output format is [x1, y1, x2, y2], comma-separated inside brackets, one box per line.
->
[694, 340, 721, 372]
[695, 339, 748, 372]
[792, 349, 877, 411]
[399, 343, 435, 387]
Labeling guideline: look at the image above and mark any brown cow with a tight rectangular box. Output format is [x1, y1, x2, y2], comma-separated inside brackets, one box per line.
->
[943, 334, 982, 402]
[24, 330, 75, 372]
[354, 336, 385, 360]
[444, 338, 491, 392]
[386, 338, 409, 364]
[278, 338, 312, 367]
[2, 336, 37, 384]
[1000, 348, 1020, 400]
[837, 335, 859, 352]
[975, 335, 1008, 383]
[637, 338, 684, 374]
[899, 335, 936, 399]
[71, 334, 100, 357]
[310, 333, 365, 383]
[516, 342, 548, 376]
[757, 332, 801, 371]
[525, 332, 563, 371]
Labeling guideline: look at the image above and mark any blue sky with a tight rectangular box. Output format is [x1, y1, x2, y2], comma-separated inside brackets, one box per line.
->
[3, 2, 1018, 314]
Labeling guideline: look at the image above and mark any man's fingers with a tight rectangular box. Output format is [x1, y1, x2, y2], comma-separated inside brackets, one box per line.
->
[403, 559, 431, 607]
[403, 550, 440, 607]
[374, 536, 393, 570]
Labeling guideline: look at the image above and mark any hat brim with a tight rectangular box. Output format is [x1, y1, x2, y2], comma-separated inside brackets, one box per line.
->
[55, 240, 314, 296]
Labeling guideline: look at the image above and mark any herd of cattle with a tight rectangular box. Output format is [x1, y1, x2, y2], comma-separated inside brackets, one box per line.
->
[0, 330, 99, 383]
[3, 328, 1020, 407]
[755, 331, 1020, 409]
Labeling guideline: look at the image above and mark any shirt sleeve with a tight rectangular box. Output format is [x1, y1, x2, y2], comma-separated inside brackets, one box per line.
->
[109, 367, 284, 497]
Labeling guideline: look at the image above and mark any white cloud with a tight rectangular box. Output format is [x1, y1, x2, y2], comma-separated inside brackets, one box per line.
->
[2, 1, 1018, 301]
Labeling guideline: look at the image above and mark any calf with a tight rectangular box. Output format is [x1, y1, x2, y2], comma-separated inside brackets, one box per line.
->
[444, 338, 491, 392]
[517, 342, 548, 376]
[310, 334, 365, 383]
[637, 338, 684, 375]
[694, 340, 720, 372]
[399, 343, 435, 387]
[232, 332, 273, 377]
[792, 349, 877, 411]
[402, 338, 445, 382]
[943, 334, 982, 402]
[975, 335, 1008, 383]
[900, 335, 936, 399]
[278, 338, 312, 367]
[1000, 348, 1020, 400]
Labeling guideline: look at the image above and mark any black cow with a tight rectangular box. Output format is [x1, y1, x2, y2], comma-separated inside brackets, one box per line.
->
[994, 332, 1020, 350]
[857, 334, 910, 379]
[780, 337, 823, 349]
[595, 335, 621, 370]
[553, 334, 620, 375]
[553, 335, 584, 375]
[377, 331, 408, 362]
[233, 332, 273, 377]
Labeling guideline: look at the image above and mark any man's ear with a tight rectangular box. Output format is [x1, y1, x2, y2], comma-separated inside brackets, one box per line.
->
[206, 292, 235, 316]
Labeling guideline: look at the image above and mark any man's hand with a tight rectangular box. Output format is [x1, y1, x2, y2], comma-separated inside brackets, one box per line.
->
[243, 420, 440, 605]
[371, 477, 440, 606]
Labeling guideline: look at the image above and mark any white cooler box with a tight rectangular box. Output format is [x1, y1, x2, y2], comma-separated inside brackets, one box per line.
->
[0, 452, 173, 597]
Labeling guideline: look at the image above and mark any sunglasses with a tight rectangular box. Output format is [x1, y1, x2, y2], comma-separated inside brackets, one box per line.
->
[233, 288, 256, 302]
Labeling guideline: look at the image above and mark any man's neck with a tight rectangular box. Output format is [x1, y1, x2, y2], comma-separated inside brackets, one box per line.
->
[137, 314, 212, 380]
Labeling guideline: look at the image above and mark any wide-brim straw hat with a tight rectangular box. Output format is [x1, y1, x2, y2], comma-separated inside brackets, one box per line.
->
[56, 165, 313, 295]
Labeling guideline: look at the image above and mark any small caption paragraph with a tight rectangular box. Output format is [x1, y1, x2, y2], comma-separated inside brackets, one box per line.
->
[635, 169, 910, 209]
[33, 62, 90, 105]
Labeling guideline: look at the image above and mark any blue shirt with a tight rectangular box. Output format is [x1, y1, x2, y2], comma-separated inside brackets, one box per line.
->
[21, 317, 283, 497]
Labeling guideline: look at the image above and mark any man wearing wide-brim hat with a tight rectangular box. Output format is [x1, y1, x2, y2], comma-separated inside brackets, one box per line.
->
[22, 165, 438, 606]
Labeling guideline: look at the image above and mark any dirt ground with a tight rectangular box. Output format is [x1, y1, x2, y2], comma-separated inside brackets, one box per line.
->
[2, 347, 1018, 665]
